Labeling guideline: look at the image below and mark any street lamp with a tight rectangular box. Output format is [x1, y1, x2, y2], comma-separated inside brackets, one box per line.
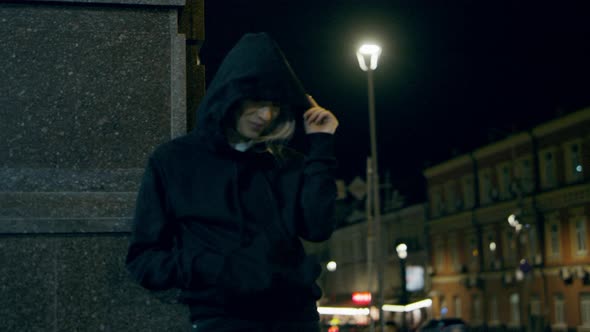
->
[396, 243, 409, 332]
[357, 43, 383, 332]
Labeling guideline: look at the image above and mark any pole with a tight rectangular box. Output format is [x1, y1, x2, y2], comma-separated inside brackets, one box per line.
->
[400, 257, 408, 332]
[367, 69, 384, 332]
[367, 157, 375, 332]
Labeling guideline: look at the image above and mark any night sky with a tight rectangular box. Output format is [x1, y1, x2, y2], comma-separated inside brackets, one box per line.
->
[201, 1, 590, 204]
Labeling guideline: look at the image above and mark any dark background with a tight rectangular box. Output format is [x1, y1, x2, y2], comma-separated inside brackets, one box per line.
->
[201, 0, 590, 204]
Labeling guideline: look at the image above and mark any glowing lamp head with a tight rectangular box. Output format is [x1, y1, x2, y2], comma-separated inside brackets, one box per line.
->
[489, 242, 497, 252]
[396, 243, 408, 259]
[326, 261, 337, 272]
[357, 44, 382, 71]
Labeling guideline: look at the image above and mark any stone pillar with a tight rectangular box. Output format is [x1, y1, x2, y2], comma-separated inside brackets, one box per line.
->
[0, 0, 203, 330]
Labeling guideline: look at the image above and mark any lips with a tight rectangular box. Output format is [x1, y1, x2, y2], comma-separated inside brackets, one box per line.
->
[249, 121, 265, 131]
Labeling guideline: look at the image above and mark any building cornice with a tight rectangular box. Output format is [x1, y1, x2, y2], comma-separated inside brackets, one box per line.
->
[532, 107, 590, 137]
[473, 133, 532, 160]
[431, 274, 466, 284]
[428, 211, 473, 232]
[423, 155, 472, 178]
[536, 183, 590, 212]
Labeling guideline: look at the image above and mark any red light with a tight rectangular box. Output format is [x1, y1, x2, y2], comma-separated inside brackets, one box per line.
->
[328, 326, 340, 332]
[352, 292, 372, 305]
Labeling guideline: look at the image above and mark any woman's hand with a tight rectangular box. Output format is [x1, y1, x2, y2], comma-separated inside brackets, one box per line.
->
[303, 95, 339, 134]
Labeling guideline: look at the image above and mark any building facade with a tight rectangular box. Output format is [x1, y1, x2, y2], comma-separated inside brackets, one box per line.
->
[424, 108, 590, 332]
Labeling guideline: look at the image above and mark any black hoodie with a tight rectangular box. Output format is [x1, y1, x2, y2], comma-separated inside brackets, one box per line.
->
[125, 33, 337, 322]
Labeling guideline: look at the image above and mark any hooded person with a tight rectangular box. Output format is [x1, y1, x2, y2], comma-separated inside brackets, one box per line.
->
[125, 32, 339, 331]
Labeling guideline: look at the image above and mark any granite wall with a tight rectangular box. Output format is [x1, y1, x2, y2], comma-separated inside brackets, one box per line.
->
[0, 1, 204, 330]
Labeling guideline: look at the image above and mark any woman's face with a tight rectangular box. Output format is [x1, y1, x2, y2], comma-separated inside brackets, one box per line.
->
[234, 100, 281, 140]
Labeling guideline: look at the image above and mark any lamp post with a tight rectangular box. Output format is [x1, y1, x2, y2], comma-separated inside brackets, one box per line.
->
[357, 43, 383, 332]
[396, 243, 408, 332]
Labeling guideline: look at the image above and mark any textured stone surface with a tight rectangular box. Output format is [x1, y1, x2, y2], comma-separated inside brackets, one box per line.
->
[0, 2, 187, 234]
[0, 0, 200, 329]
[0, 235, 189, 331]
[1, 4, 173, 169]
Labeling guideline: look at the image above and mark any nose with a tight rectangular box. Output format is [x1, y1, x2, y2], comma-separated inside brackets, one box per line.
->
[257, 106, 273, 122]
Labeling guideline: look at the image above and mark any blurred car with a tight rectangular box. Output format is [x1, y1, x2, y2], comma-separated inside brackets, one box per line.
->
[417, 318, 468, 332]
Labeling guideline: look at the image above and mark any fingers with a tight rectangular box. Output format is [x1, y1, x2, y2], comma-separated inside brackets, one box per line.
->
[307, 94, 320, 108]
[304, 107, 327, 124]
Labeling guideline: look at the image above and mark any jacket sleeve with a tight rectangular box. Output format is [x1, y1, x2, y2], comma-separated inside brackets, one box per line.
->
[297, 133, 338, 242]
[125, 156, 225, 291]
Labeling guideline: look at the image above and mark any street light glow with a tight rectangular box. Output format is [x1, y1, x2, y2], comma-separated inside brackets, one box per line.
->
[357, 43, 382, 71]
[382, 299, 433, 312]
[327, 261, 337, 272]
[489, 242, 497, 251]
[508, 214, 517, 226]
[318, 307, 370, 316]
[396, 243, 408, 259]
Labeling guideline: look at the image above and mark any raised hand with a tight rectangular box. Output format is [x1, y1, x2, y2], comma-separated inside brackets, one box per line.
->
[303, 95, 339, 134]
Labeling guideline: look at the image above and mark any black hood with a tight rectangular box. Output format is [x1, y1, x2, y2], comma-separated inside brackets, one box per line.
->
[194, 32, 310, 149]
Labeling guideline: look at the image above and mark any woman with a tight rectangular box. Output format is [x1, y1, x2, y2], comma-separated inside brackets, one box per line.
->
[126, 32, 339, 331]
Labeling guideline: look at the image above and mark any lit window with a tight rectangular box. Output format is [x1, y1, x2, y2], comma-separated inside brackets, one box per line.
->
[449, 235, 460, 272]
[472, 295, 482, 321]
[581, 294, 590, 326]
[548, 221, 561, 258]
[574, 217, 588, 255]
[454, 296, 462, 318]
[555, 295, 565, 324]
[490, 295, 498, 322]
[435, 238, 445, 272]
[510, 293, 521, 325]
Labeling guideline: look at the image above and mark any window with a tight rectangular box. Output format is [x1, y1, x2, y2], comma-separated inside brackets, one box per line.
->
[510, 293, 521, 325]
[517, 157, 535, 193]
[530, 295, 541, 316]
[564, 141, 584, 183]
[431, 187, 444, 217]
[490, 295, 499, 322]
[527, 226, 540, 264]
[440, 295, 447, 318]
[485, 231, 497, 269]
[479, 169, 493, 204]
[573, 216, 588, 256]
[468, 234, 479, 270]
[555, 295, 565, 325]
[546, 216, 561, 260]
[541, 149, 557, 189]
[444, 181, 457, 213]
[462, 175, 475, 209]
[449, 235, 460, 272]
[503, 230, 517, 266]
[454, 296, 462, 318]
[497, 163, 512, 199]
[435, 238, 445, 272]
[472, 294, 482, 321]
[581, 294, 590, 326]
[352, 232, 363, 261]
